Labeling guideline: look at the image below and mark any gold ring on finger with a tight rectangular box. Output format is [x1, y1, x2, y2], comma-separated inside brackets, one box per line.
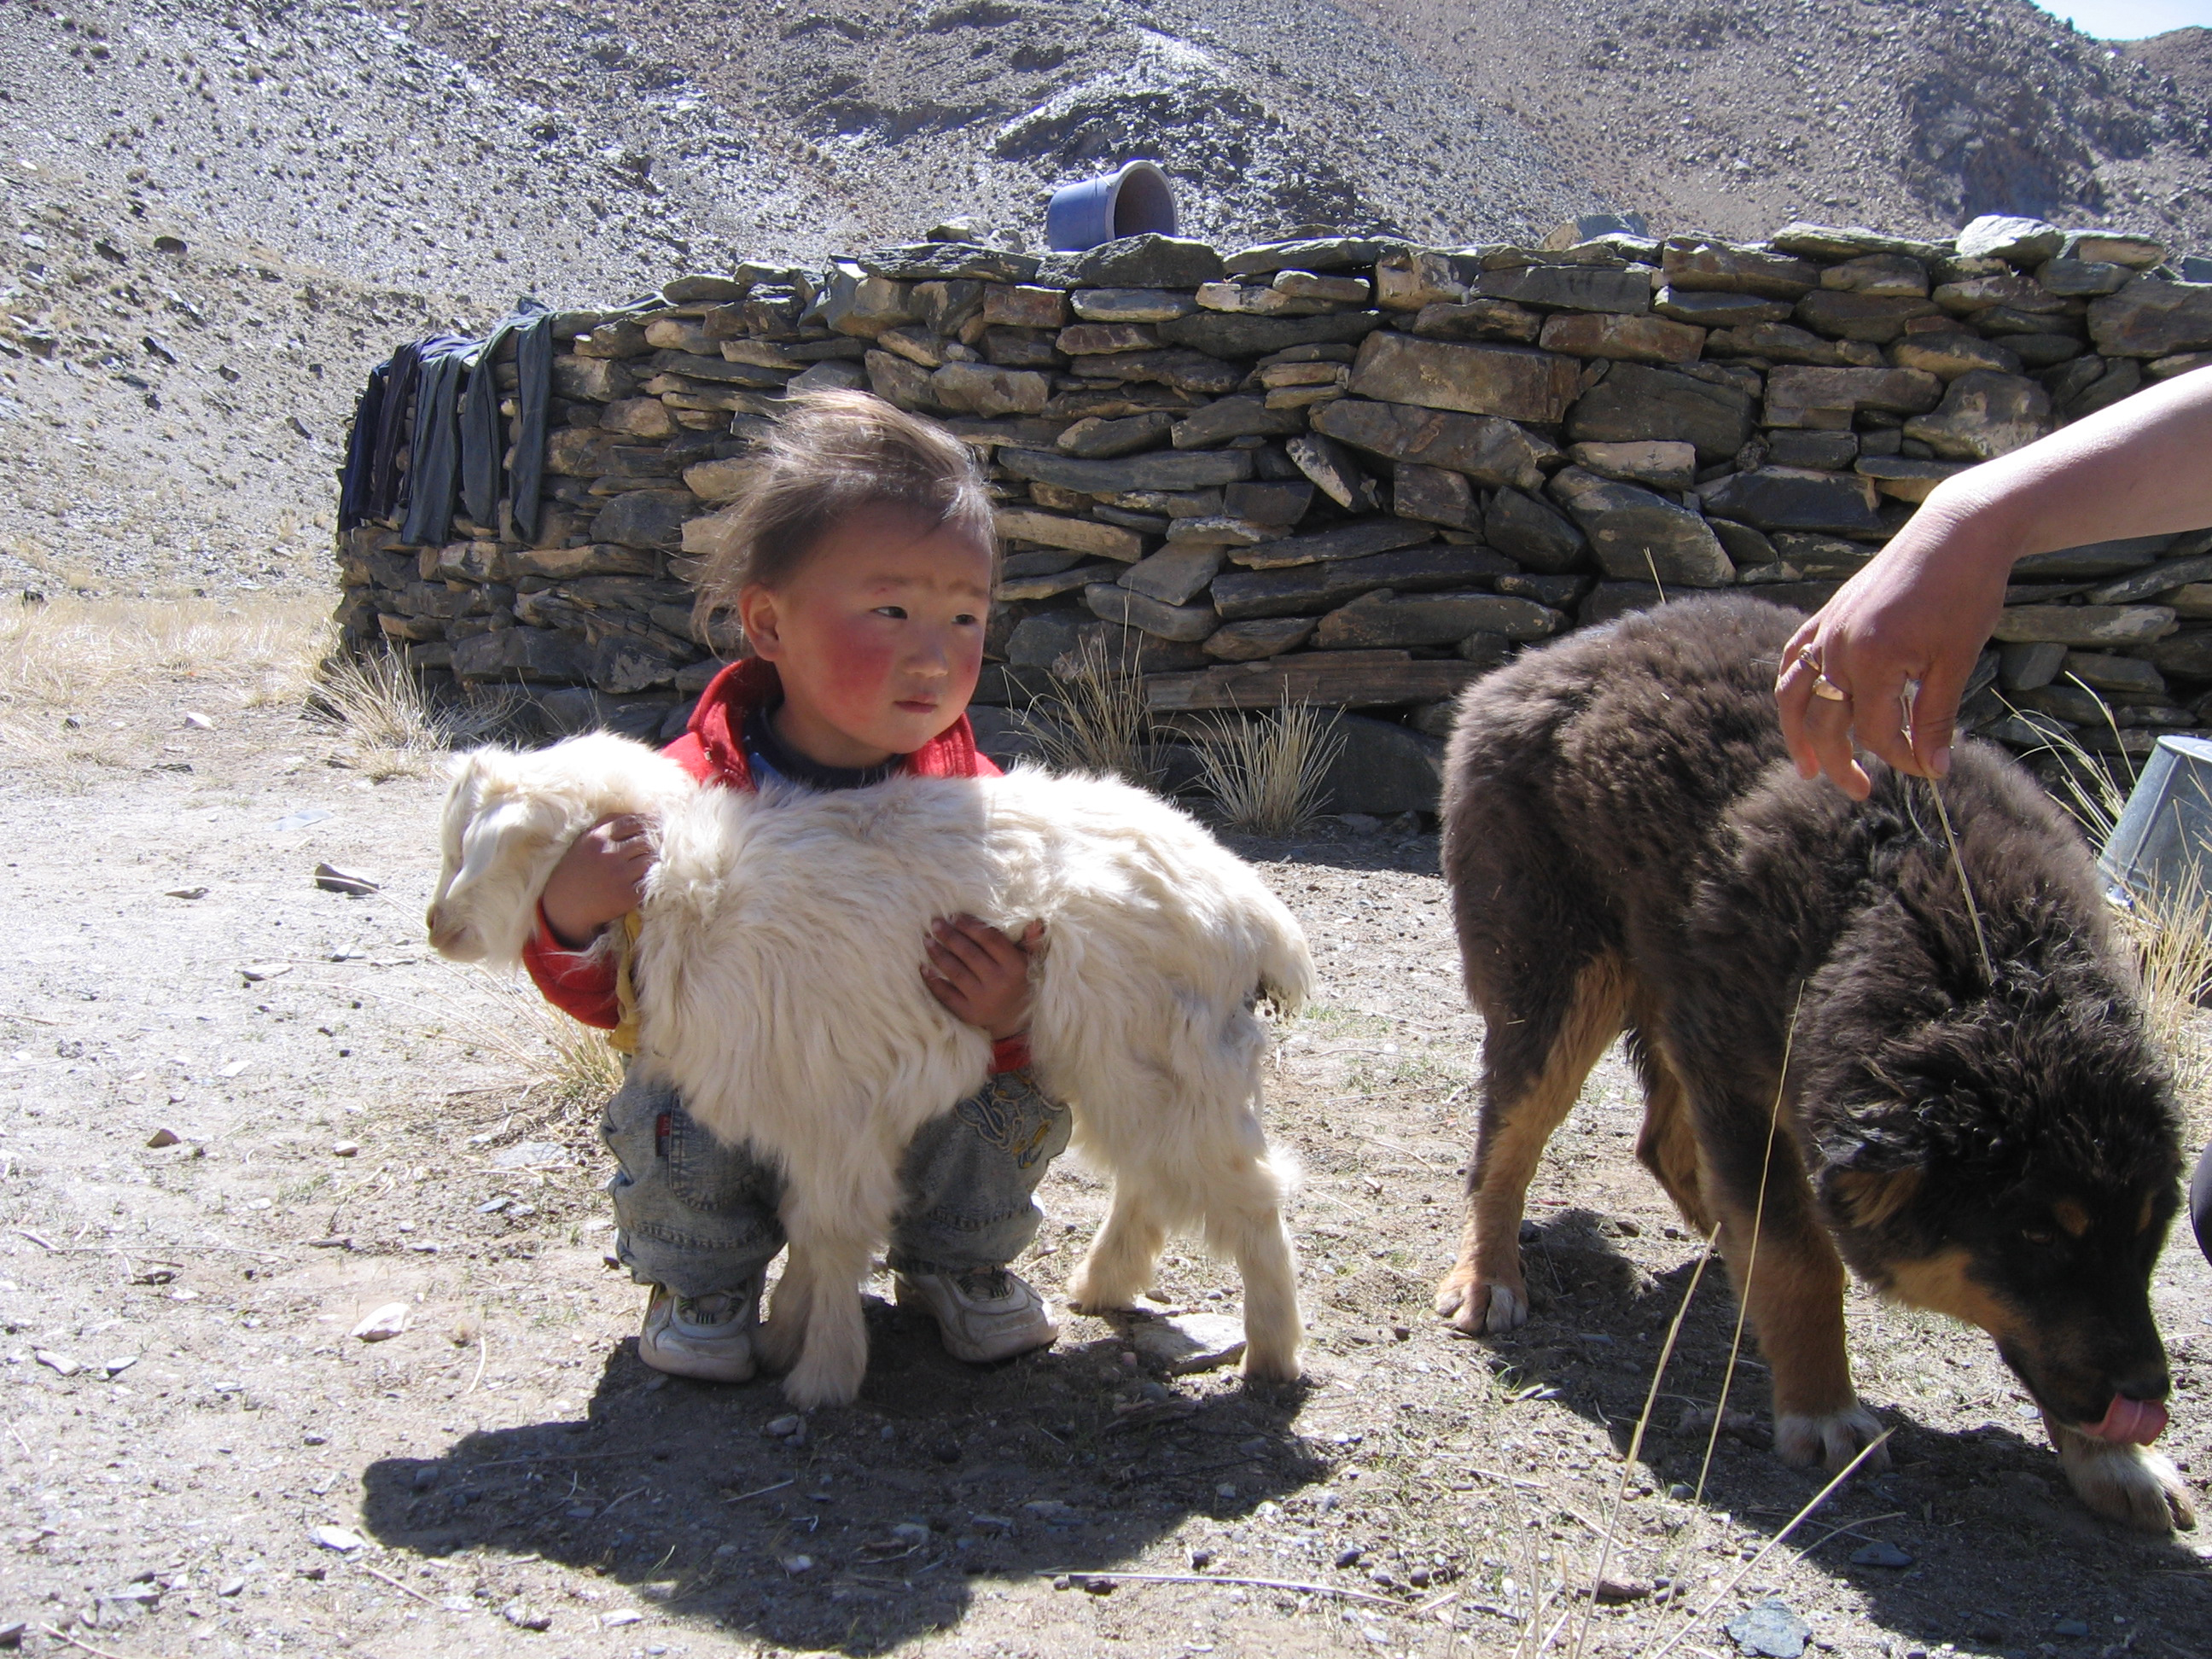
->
[1811, 673, 1849, 702]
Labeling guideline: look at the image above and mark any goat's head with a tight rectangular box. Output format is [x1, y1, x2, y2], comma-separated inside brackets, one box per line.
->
[426, 745, 585, 967]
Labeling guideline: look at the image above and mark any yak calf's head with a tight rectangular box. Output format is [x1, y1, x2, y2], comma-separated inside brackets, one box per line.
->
[1811, 940, 2184, 1448]
[425, 747, 587, 968]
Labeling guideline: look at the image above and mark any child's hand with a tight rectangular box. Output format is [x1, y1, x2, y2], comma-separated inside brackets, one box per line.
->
[540, 814, 655, 948]
[923, 915, 1044, 1040]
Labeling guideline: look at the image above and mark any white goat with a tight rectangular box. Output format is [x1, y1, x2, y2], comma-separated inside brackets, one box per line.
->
[427, 731, 1313, 1407]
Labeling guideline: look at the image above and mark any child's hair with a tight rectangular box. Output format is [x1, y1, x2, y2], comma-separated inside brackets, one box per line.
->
[690, 390, 996, 627]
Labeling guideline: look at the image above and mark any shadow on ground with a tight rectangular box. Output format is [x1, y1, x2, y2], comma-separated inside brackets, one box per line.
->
[362, 1295, 1326, 1652]
[1460, 1210, 2211, 1655]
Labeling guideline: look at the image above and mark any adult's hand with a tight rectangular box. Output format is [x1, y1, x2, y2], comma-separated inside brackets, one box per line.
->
[1773, 368, 2212, 798]
[1773, 508, 2011, 799]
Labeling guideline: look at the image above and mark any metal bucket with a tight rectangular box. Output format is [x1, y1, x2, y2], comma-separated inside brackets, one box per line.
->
[1045, 160, 1177, 253]
[2097, 734, 2212, 907]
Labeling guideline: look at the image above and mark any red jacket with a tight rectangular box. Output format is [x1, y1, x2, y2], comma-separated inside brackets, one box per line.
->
[523, 659, 1026, 1063]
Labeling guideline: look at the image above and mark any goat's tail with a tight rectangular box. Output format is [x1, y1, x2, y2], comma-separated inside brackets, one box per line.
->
[1253, 898, 1316, 1018]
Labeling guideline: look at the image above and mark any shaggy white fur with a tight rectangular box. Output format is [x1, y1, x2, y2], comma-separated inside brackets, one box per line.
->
[428, 733, 1313, 1407]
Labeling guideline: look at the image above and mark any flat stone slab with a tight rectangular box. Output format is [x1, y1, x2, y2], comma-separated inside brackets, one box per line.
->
[2089, 276, 2212, 358]
[1123, 1313, 1249, 1375]
[1312, 396, 1556, 489]
[998, 446, 1254, 494]
[1726, 1598, 1810, 1659]
[1348, 332, 1580, 424]
[1568, 362, 1754, 462]
[1989, 604, 2177, 646]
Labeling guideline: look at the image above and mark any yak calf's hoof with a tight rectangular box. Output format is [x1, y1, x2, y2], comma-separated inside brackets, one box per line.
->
[1774, 1405, 1889, 1476]
[1435, 1266, 1529, 1335]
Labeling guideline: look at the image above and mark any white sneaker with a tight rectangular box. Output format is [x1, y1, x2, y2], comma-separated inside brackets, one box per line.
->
[894, 1267, 1060, 1364]
[637, 1278, 762, 1382]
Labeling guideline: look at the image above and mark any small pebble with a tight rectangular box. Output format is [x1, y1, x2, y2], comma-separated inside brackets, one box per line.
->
[309, 1525, 364, 1553]
[349, 1302, 409, 1342]
[1849, 1540, 1913, 1569]
[332, 1141, 360, 1157]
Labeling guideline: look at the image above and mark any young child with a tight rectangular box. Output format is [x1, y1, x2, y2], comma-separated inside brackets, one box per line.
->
[526, 390, 1068, 1382]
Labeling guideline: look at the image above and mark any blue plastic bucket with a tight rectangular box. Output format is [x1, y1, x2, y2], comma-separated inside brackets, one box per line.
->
[1045, 160, 1177, 253]
[2098, 734, 2212, 906]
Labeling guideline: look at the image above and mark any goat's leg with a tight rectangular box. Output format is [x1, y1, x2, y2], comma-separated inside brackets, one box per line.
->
[755, 1247, 814, 1377]
[1203, 1149, 1303, 1382]
[1067, 1185, 1168, 1313]
[768, 1172, 887, 1409]
[777, 1231, 874, 1409]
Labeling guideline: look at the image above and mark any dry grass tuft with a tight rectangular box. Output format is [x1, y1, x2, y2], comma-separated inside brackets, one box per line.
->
[435, 968, 626, 1119]
[0, 591, 328, 767]
[1195, 693, 1345, 837]
[2005, 713, 2212, 1108]
[311, 649, 522, 779]
[0, 591, 329, 707]
[1014, 630, 1161, 788]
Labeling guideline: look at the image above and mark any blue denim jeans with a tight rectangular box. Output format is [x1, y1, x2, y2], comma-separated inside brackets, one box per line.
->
[599, 1062, 1072, 1297]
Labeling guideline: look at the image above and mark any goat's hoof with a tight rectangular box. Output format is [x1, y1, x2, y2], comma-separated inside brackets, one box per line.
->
[781, 1359, 864, 1411]
[1240, 1349, 1303, 1384]
[1062, 1274, 1148, 1316]
[1774, 1405, 1889, 1475]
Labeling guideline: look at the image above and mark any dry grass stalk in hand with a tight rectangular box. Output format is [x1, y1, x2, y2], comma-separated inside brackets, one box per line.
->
[1196, 691, 1345, 837]
[1014, 629, 1159, 788]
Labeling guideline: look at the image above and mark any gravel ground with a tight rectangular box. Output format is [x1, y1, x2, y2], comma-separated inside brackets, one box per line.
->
[3, 618, 2210, 1657]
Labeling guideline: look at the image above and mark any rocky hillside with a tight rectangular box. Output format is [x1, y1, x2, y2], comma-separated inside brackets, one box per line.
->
[3, 0, 2208, 597]
[1347, 0, 2212, 250]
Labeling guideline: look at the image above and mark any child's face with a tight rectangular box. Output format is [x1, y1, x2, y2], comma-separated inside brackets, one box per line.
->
[738, 504, 994, 769]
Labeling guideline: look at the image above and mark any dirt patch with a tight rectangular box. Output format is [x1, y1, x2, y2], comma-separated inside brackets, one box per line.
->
[3, 627, 2209, 1657]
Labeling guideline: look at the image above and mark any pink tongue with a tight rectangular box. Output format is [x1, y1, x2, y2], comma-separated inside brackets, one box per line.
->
[2088, 1395, 2168, 1446]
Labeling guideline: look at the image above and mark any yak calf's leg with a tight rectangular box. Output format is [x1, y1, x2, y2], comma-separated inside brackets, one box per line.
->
[1438, 957, 1624, 1334]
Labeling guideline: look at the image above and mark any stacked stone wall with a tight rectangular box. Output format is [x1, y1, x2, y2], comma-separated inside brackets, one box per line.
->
[335, 215, 2212, 809]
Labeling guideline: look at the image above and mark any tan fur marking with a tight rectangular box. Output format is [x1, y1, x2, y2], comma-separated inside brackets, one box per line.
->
[1630, 1039, 1714, 1237]
[2052, 1198, 2091, 1238]
[2138, 1192, 2157, 1235]
[1831, 1167, 1924, 1230]
[1885, 1246, 2030, 1348]
[1713, 1194, 1859, 1423]
[1445, 955, 1628, 1318]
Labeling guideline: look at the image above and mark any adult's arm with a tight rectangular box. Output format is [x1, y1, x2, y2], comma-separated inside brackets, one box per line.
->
[1774, 367, 2212, 798]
